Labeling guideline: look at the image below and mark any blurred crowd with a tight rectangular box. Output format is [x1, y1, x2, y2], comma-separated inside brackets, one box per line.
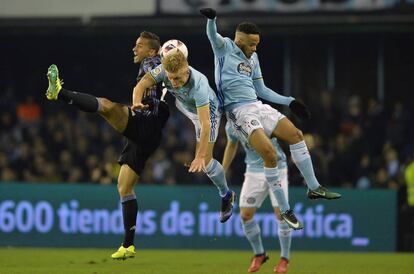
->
[1, 90, 414, 194]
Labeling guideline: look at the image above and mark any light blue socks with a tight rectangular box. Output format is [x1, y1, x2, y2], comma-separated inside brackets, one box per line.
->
[205, 159, 230, 197]
[242, 219, 264, 255]
[290, 141, 320, 190]
[278, 220, 292, 259]
[264, 167, 290, 212]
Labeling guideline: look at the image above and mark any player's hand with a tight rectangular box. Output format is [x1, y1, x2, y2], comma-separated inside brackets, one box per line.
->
[289, 100, 311, 120]
[200, 8, 216, 19]
[132, 102, 149, 111]
[188, 157, 206, 173]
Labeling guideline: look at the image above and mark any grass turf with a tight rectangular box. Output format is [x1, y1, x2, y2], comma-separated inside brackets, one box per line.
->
[0, 248, 413, 274]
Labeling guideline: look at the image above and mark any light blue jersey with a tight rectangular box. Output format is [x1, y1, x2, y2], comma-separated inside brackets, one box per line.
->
[206, 18, 294, 112]
[225, 122, 287, 172]
[150, 64, 220, 115]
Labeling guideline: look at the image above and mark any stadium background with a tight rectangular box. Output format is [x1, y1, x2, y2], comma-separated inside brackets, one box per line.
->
[1, 0, 414, 271]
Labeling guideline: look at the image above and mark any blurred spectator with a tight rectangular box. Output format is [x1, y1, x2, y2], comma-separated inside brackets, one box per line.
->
[355, 153, 373, 189]
[0, 90, 413, 192]
[16, 96, 41, 124]
[384, 144, 400, 179]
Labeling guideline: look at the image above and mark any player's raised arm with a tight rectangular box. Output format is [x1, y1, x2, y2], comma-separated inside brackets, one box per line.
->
[132, 72, 156, 110]
[222, 122, 239, 173]
[200, 8, 226, 53]
[255, 80, 311, 120]
[189, 104, 211, 173]
[253, 78, 294, 106]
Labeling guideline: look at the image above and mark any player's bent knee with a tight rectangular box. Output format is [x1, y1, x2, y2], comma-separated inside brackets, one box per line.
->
[98, 98, 115, 113]
[117, 180, 134, 196]
[240, 211, 254, 222]
[275, 211, 282, 220]
[296, 129, 304, 140]
[288, 128, 303, 143]
[262, 148, 277, 166]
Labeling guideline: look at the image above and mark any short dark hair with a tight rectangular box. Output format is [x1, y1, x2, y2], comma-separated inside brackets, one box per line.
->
[140, 31, 161, 52]
[236, 22, 261, 35]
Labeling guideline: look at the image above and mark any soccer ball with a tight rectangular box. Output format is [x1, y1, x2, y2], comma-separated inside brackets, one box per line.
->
[160, 39, 188, 59]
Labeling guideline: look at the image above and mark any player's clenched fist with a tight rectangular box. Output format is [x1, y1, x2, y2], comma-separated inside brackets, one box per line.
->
[200, 8, 216, 19]
[289, 100, 311, 120]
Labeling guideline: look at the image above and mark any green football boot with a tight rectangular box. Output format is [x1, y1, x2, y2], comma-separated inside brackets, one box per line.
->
[307, 186, 342, 200]
[46, 64, 63, 100]
[111, 245, 136, 260]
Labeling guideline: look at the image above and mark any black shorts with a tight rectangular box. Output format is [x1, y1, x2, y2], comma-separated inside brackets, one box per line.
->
[118, 101, 169, 175]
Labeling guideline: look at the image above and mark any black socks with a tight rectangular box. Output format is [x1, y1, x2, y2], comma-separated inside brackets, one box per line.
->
[121, 197, 138, 248]
[58, 88, 99, 113]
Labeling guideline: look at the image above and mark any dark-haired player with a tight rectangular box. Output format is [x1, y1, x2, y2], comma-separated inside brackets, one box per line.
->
[45, 31, 169, 260]
[200, 8, 341, 231]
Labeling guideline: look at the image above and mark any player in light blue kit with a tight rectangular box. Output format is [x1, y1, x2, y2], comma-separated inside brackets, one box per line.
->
[132, 48, 235, 223]
[200, 8, 341, 230]
[223, 121, 291, 273]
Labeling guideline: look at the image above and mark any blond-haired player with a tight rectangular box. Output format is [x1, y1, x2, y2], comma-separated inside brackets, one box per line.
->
[133, 49, 235, 223]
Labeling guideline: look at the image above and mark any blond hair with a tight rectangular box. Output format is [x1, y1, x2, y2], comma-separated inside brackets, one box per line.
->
[162, 50, 188, 73]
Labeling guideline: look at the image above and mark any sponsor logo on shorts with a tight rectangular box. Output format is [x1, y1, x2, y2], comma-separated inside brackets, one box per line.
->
[250, 119, 259, 126]
[247, 197, 256, 204]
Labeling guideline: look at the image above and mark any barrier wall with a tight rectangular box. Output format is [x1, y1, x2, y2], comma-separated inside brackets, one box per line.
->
[0, 183, 396, 251]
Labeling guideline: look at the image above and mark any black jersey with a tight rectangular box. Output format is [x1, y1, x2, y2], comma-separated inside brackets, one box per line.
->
[138, 55, 163, 100]
[118, 54, 169, 175]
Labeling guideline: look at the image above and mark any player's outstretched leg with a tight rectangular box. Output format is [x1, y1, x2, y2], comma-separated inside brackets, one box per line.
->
[46, 64, 100, 113]
[45, 64, 129, 133]
[273, 118, 341, 200]
[290, 140, 341, 200]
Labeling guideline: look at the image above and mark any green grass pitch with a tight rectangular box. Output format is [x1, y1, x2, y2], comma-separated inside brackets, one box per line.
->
[0, 248, 413, 274]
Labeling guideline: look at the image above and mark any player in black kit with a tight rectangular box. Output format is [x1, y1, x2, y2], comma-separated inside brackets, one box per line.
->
[45, 31, 168, 260]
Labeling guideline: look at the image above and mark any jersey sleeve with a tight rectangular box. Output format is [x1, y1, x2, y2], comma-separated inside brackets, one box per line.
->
[194, 77, 211, 108]
[252, 54, 294, 106]
[206, 19, 230, 58]
[149, 64, 165, 84]
[252, 54, 263, 81]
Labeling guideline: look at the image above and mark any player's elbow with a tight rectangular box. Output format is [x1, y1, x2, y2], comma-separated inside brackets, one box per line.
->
[262, 147, 277, 166]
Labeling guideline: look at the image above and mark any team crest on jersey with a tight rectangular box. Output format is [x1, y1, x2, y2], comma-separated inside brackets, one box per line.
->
[237, 62, 252, 77]
[152, 67, 162, 76]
